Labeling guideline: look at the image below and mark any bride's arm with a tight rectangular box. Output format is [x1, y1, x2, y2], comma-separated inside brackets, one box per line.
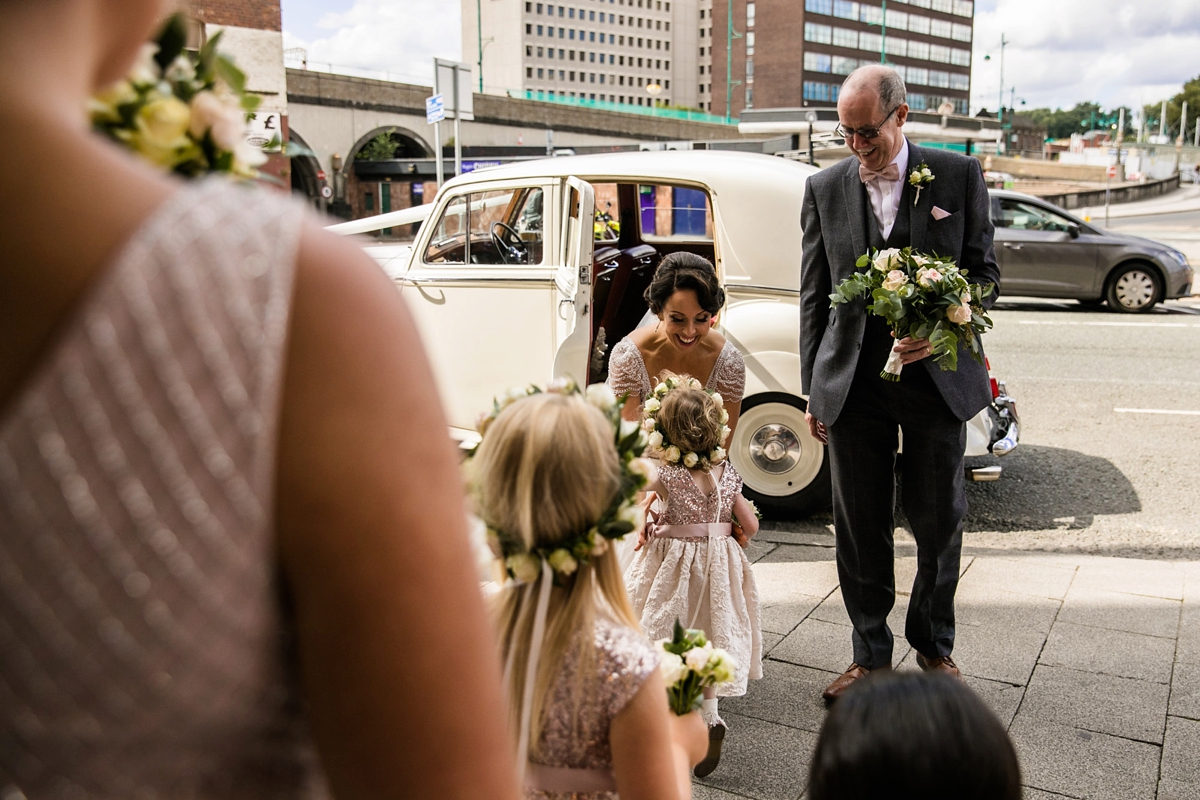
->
[275, 225, 520, 800]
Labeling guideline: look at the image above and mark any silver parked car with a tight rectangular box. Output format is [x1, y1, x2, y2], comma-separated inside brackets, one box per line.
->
[990, 189, 1193, 312]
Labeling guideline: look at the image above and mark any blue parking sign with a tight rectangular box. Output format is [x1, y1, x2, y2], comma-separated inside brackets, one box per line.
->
[426, 94, 445, 124]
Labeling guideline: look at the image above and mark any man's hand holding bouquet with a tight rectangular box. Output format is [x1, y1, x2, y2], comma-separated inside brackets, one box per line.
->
[830, 247, 994, 381]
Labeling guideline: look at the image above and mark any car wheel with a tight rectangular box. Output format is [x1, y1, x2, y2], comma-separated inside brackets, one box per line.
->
[729, 393, 831, 518]
[1106, 264, 1161, 313]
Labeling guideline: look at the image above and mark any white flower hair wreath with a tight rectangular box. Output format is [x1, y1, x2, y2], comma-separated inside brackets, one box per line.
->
[641, 375, 731, 471]
[469, 379, 651, 584]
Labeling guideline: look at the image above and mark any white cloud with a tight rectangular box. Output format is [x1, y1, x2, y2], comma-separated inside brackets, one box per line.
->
[283, 0, 462, 86]
[971, 0, 1200, 112]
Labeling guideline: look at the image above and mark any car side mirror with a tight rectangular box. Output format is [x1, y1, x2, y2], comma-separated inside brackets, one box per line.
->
[1067, 223, 1081, 239]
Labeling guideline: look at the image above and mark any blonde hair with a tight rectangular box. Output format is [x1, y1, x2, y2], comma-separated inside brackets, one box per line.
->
[655, 371, 723, 459]
[471, 392, 640, 758]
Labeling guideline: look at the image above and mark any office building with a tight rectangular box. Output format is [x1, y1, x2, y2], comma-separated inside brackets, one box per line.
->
[709, 0, 974, 119]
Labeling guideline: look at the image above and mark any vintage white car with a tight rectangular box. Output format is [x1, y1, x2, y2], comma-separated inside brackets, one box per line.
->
[332, 151, 1018, 516]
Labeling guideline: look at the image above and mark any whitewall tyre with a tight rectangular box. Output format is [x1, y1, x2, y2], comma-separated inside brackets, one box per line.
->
[729, 393, 832, 518]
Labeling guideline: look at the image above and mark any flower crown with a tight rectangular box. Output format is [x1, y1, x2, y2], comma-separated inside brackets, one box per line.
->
[470, 379, 650, 584]
[641, 375, 731, 472]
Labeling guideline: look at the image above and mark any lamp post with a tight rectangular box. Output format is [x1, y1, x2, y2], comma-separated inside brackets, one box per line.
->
[725, 0, 743, 123]
[476, 0, 484, 92]
[806, 110, 817, 166]
[646, 82, 663, 115]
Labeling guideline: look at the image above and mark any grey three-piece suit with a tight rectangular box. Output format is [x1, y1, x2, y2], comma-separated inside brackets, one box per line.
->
[799, 139, 1001, 668]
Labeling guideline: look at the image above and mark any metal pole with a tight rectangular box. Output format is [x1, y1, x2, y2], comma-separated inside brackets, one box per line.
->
[477, 0, 484, 93]
[1176, 100, 1187, 175]
[434, 121, 444, 187]
[880, 0, 887, 64]
[997, 33, 1006, 123]
[808, 120, 815, 165]
[725, 0, 733, 123]
[1160, 100, 1167, 139]
[454, 115, 463, 176]
[1105, 169, 1110, 227]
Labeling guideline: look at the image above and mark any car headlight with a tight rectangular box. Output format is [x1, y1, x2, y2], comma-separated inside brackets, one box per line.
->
[1167, 249, 1190, 267]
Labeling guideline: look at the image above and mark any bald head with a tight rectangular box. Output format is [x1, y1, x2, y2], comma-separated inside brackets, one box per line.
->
[840, 65, 907, 115]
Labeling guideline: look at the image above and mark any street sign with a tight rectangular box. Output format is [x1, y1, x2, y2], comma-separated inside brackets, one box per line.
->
[433, 59, 474, 121]
[1106, 164, 1118, 179]
[320, 185, 333, 199]
[246, 111, 283, 152]
[426, 94, 445, 124]
[317, 169, 326, 181]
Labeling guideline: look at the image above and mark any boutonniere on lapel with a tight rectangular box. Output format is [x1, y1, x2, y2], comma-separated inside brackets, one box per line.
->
[908, 163, 934, 206]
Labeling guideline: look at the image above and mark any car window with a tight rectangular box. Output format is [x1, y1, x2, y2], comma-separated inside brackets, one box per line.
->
[593, 183, 620, 242]
[423, 187, 546, 265]
[998, 199, 1075, 233]
[637, 184, 714, 241]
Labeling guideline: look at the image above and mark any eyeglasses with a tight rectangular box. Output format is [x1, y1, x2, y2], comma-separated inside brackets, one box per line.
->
[836, 104, 900, 140]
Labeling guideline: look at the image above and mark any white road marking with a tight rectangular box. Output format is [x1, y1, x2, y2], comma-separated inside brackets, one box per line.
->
[1114, 408, 1200, 416]
[1015, 320, 1200, 328]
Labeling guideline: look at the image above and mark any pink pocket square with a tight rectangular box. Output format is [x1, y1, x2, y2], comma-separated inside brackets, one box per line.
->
[931, 206, 952, 221]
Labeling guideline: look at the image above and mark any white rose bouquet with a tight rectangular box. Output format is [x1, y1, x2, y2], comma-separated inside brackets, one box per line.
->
[657, 620, 737, 716]
[89, 14, 280, 178]
[830, 246, 994, 381]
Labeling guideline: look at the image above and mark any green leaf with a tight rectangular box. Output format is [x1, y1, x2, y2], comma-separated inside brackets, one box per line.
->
[214, 54, 247, 95]
[154, 14, 188, 70]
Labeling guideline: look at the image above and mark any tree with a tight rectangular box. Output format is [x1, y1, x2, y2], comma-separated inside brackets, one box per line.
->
[357, 130, 399, 161]
[1143, 74, 1200, 140]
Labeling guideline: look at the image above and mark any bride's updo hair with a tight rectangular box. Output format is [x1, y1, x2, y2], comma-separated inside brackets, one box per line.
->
[655, 372, 723, 457]
[644, 252, 726, 316]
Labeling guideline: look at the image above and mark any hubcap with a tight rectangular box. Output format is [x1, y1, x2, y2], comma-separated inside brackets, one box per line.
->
[749, 424, 801, 474]
[1114, 270, 1155, 309]
[730, 401, 824, 498]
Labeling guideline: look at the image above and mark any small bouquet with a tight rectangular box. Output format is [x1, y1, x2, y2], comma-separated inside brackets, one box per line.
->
[89, 14, 268, 178]
[830, 247, 993, 381]
[657, 620, 737, 715]
[732, 498, 761, 530]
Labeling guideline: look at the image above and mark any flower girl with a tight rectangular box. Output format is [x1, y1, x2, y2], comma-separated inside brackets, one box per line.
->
[470, 384, 707, 799]
[624, 373, 763, 777]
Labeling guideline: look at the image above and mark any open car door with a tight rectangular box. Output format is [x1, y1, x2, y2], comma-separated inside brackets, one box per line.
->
[551, 176, 595, 387]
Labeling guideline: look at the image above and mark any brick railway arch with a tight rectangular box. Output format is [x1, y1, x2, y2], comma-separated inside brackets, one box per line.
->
[344, 126, 432, 179]
[287, 129, 325, 209]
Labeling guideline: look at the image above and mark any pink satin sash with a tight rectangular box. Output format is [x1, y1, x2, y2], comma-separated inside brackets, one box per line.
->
[651, 522, 732, 539]
[526, 763, 618, 793]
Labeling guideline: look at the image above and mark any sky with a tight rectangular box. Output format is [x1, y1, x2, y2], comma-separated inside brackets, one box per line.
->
[280, 0, 1200, 114]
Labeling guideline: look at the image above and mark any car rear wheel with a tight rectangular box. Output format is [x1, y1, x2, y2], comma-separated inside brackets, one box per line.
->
[729, 393, 831, 518]
[1106, 264, 1161, 313]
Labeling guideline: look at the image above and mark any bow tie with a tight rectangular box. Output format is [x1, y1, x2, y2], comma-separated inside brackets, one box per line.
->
[859, 163, 901, 184]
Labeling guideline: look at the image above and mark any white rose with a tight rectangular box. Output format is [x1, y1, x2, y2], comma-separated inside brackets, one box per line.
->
[619, 418, 640, 439]
[547, 548, 578, 575]
[710, 447, 726, 463]
[720, 425, 731, 445]
[664, 446, 681, 463]
[882, 269, 908, 292]
[653, 382, 669, 397]
[659, 651, 687, 686]
[685, 644, 714, 672]
[909, 169, 922, 183]
[130, 43, 161, 86]
[686, 377, 703, 390]
[719, 408, 729, 425]
[647, 431, 664, 450]
[872, 247, 901, 272]
[917, 267, 943, 288]
[947, 302, 972, 325]
[921, 167, 933, 178]
[165, 54, 196, 84]
[911, 255, 931, 267]
[642, 417, 656, 432]
[706, 648, 737, 684]
[643, 397, 661, 413]
[586, 383, 617, 410]
[710, 392, 724, 409]
[590, 534, 610, 557]
[618, 502, 646, 531]
[546, 377, 574, 394]
[629, 457, 658, 484]
[505, 386, 530, 404]
[506, 553, 541, 584]
[683, 451, 700, 469]
[188, 90, 243, 148]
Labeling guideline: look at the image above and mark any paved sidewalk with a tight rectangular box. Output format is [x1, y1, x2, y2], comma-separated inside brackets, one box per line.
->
[692, 530, 1200, 800]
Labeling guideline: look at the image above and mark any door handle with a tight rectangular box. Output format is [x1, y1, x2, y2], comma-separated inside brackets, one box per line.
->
[1003, 243, 1023, 250]
[558, 298, 575, 319]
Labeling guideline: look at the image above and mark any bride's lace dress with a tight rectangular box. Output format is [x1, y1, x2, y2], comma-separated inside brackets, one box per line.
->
[624, 464, 762, 697]
[0, 181, 326, 798]
[607, 337, 745, 412]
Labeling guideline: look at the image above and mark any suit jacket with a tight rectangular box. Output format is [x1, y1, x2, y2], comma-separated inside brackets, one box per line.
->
[799, 139, 1001, 425]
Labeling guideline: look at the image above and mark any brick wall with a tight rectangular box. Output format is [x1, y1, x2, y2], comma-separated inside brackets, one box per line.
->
[188, 0, 281, 31]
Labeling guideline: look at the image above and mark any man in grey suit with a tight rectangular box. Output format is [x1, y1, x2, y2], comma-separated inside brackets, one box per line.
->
[799, 66, 1000, 701]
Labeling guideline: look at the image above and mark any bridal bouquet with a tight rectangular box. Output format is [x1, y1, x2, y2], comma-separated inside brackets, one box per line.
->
[89, 14, 268, 178]
[657, 620, 737, 715]
[830, 247, 993, 381]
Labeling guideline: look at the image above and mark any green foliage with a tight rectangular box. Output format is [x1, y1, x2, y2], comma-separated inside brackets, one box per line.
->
[357, 130, 399, 161]
[1142, 75, 1200, 139]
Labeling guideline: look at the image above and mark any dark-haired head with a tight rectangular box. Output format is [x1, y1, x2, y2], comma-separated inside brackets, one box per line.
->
[644, 252, 725, 317]
[809, 672, 1021, 800]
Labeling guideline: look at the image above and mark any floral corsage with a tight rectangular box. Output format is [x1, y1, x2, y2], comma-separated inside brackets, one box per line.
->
[641, 375, 731, 471]
[908, 163, 934, 205]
